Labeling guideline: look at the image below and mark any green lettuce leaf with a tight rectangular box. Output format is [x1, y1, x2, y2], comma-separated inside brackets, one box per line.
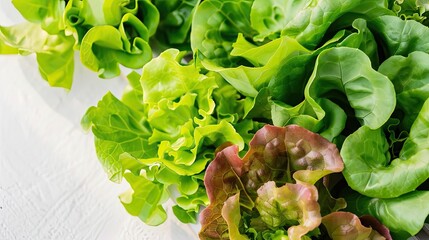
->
[341, 98, 429, 198]
[0, 40, 18, 54]
[12, 0, 66, 34]
[83, 48, 256, 225]
[272, 47, 395, 141]
[392, 0, 429, 23]
[152, 0, 200, 50]
[119, 172, 169, 226]
[251, 0, 389, 48]
[305, 47, 395, 130]
[369, 15, 429, 56]
[191, 0, 257, 67]
[202, 34, 310, 97]
[81, 92, 153, 183]
[256, 181, 321, 240]
[378, 51, 429, 131]
[79, 13, 152, 78]
[0, 22, 75, 88]
[345, 190, 429, 236]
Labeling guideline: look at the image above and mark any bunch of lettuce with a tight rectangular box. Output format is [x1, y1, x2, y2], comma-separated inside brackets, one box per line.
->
[0, 0, 199, 88]
[82, 49, 262, 225]
[185, 0, 429, 238]
[2, 0, 429, 238]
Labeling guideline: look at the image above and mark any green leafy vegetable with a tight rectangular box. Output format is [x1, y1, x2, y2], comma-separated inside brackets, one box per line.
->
[0, 22, 75, 88]
[83, 49, 258, 225]
[345, 190, 429, 237]
[341, 98, 429, 198]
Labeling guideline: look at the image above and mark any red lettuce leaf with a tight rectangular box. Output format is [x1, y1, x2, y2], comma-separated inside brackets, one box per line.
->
[322, 212, 387, 240]
[199, 124, 344, 239]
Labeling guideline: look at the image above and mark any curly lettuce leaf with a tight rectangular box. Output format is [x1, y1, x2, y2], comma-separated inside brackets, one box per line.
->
[321, 212, 384, 240]
[152, 0, 200, 50]
[0, 22, 75, 88]
[79, 13, 152, 78]
[141, 49, 210, 104]
[256, 181, 321, 240]
[83, 48, 255, 226]
[341, 98, 429, 198]
[81, 92, 153, 183]
[392, 0, 429, 23]
[202, 34, 310, 97]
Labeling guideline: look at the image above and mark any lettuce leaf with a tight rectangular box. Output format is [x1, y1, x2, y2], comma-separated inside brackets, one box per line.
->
[271, 47, 396, 142]
[199, 124, 344, 239]
[378, 51, 429, 131]
[152, 0, 200, 50]
[191, 0, 256, 67]
[345, 190, 429, 237]
[83, 49, 256, 225]
[341, 98, 429, 198]
[79, 13, 152, 78]
[12, 0, 66, 34]
[0, 22, 75, 88]
[321, 212, 384, 240]
[256, 181, 321, 240]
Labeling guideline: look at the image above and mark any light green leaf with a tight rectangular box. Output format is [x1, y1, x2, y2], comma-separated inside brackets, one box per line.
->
[0, 22, 75, 88]
[12, 0, 66, 34]
[119, 172, 169, 226]
[222, 193, 249, 240]
[79, 13, 152, 78]
[81, 92, 154, 183]
[203, 35, 310, 97]
[255, 181, 321, 240]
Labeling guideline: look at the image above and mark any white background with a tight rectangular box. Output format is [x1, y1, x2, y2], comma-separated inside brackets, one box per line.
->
[0, 2, 198, 239]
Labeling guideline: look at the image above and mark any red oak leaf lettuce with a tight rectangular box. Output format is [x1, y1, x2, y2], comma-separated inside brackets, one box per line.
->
[199, 124, 345, 240]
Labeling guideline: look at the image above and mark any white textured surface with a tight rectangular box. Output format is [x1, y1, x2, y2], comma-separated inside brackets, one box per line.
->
[0, 3, 199, 239]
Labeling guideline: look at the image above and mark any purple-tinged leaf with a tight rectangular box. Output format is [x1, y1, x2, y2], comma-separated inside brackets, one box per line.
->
[322, 212, 387, 240]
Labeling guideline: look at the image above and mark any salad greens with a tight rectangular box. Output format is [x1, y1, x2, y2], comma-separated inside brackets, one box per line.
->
[0, 0, 199, 88]
[82, 48, 261, 225]
[3, 0, 429, 239]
